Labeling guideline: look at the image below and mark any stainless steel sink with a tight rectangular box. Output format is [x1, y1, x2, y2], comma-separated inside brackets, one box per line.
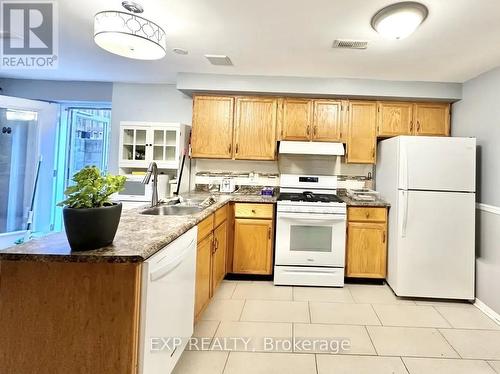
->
[140, 205, 204, 216]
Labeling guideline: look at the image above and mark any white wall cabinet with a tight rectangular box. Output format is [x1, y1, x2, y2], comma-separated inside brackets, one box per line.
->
[119, 122, 189, 169]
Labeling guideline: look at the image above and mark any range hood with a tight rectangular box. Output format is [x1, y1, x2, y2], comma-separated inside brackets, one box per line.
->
[279, 141, 345, 156]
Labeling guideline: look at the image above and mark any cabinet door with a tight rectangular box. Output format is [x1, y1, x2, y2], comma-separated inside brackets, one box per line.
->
[312, 100, 342, 141]
[413, 103, 450, 136]
[194, 234, 212, 320]
[346, 222, 387, 278]
[212, 221, 227, 294]
[150, 127, 179, 167]
[191, 96, 234, 158]
[281, 99, 313, 140]
[377, 102, 413, 137]
[340, 100, 350, 143]
[347, 101, 378, 164]
[234, 97, 278, 160]
[120, 126, 148, 165]
[233, 219, 273, 275]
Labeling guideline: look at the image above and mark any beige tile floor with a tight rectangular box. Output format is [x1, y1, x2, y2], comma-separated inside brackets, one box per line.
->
[174, 281, 500, 374]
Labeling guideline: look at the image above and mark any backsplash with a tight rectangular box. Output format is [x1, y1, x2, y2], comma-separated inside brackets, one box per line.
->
[189, 155, 373, 190]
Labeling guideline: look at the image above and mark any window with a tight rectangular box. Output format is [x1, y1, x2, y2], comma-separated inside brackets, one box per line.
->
[52, 105, 111, 231]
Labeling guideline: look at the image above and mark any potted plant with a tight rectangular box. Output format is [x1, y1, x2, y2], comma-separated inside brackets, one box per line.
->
[58, 166, 126, 251]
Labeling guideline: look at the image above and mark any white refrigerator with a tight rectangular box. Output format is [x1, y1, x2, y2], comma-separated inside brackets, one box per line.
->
[376, 136, 476, 300]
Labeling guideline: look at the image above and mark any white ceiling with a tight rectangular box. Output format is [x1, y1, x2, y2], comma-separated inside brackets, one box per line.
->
[2, 0, 500, 84]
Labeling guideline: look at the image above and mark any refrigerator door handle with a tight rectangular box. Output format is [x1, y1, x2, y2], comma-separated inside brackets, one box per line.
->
[402, 191, 409, 238]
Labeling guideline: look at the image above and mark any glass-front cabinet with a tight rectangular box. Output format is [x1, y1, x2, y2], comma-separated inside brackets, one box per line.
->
[119, 122, 182, 169]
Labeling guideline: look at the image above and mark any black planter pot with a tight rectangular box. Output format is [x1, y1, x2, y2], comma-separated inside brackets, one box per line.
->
[63, 203, 122, 251]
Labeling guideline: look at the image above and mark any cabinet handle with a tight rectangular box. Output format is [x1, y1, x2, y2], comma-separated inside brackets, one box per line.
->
[409, 121, 413, 133]
[228, 143, 232, 154]
[306, 126, 310, 136]
[251, 209, 256, 214]
[365, 212, 370, 218]
[382, 231, 386, 244]
[372, 147, 375, 159]
[313, 126, 318, 136]
[235, 143, 239, 154]
[417, 121, 421, 133]
[268, 226, 272, 239]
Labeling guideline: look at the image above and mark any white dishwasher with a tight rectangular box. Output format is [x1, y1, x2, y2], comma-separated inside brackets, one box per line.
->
[138, 226, 197, 374]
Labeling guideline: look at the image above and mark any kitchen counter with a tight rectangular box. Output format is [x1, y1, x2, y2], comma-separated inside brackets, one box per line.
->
[0, 193, 277, 263]
[338, 192, 391, 208]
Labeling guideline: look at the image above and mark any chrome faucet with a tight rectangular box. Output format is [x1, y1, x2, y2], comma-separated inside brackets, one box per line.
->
[142, 162, 159, 207]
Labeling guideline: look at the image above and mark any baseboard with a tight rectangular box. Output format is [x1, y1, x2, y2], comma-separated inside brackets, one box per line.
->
[476, 203, 500, 215]
[474, 298, 500, 325]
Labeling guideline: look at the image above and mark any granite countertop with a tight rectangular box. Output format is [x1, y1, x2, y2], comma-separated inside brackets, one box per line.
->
[0, 193, 277, 264]
[337, 190, 391, 208]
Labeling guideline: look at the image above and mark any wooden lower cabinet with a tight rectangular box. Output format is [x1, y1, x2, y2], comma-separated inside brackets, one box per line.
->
[194, 206, 228, 320]
[212, 221, 227, 293]
[195, 233, 213, 319]
[346, 207, 388, 279]
[233, 218, 273, 275]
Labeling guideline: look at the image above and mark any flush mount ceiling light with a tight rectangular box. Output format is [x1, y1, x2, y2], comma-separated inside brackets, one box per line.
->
[94, 2, 166, 60]
[371, 2, 428, 40]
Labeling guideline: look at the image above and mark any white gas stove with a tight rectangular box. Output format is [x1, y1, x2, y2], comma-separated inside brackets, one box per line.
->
[274, 174, 347, 287]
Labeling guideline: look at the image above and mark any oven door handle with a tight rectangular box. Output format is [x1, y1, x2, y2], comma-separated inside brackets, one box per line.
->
[277, 212, 346, 221]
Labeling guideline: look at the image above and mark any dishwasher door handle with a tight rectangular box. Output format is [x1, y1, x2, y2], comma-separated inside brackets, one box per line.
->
[150, 237, 196, 281]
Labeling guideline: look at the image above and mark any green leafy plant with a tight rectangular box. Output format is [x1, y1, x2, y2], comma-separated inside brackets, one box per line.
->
[58, 166, 126, 209]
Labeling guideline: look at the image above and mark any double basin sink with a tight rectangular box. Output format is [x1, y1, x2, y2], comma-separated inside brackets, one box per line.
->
[140, 196, 216, 216]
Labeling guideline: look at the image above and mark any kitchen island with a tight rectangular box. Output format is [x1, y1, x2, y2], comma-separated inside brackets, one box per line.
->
[0, 193, 277, 374]
[0, 190, 389, 374]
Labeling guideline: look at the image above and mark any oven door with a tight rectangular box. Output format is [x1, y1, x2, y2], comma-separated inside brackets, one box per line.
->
[275, 211, 346, 267]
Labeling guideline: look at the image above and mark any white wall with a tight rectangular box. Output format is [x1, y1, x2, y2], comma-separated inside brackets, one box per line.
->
[452, 67, 500, 207]
[109, 83, 193, 174]
[452, 66, 500, 315]
[177, 73, 462, 101]
[0, 78, 113, 103]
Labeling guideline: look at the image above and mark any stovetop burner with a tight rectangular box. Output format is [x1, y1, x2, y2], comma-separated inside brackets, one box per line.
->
[278, 191, 344, 204]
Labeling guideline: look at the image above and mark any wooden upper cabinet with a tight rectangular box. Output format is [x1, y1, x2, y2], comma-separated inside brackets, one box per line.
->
[377, 102, 413, 137]
[281, 98, 313, 140]
[191, 95, 234, 158]
[413, 103, 450, 136]
[340, 100, 350, 143]
[312, 100, 342, 141]
[234, 97, 278, 160]
[347, 101, 378, 164]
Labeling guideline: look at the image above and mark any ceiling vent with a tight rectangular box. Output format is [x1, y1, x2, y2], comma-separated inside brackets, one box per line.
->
[332, 39, 368, 50]
[205, 54, 233, 66]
